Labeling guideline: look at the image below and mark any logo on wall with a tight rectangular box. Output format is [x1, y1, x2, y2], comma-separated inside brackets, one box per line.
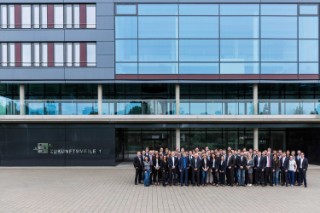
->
[33, 143, 103, 155]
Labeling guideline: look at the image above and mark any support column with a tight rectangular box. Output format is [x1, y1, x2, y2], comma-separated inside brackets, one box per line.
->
[19, 84, 25, 115]
[253, 84, 259, 150]
[254, 128, 259, 150]
[253, 84, 258, 115]
[97, 84, 103, 115]
[176, 128, 180, 151]
[175, 84, 180, 115]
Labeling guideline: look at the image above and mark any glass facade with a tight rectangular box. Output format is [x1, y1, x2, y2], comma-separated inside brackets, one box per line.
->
[115, 3, 319, 75]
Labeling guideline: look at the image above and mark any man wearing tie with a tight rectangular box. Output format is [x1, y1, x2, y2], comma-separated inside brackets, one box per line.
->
[237, 151, 247, 186]
[226, 152, 235, 187]
[298, 152, 308, 188]
[179, 152, 189, 186]
[280, 152, 289, 186]
[254, 151, 264, 185]
[191, 153, 201, 186]
[133, 151, 143, 185]
[168, 151, 178, 186]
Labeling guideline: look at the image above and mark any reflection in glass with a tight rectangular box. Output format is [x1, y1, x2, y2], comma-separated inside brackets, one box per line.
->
[220, 4, 259, 15]
[116, 17, 137, 38]
[179, 63, 219, 74]
[299, 40, 318, 62]
[116, 63, 138, 74]
[179, 40, 218, 62]
[139, 17, 178, 38]
[299, 5, 318, 15]
[261, 17, 297, 38]
[261, 63, 297, 74]
[299, 17, 318, 39]
[261, 4, 297, 15]
[261, 40, 297, 61]
[179, 17, 218, 38]
[139, 40, 177, 62]
[116, 5, 136, 15]
[179, 4, 218, 15]
[116, 40, 137, 62]
[220, 63, 259, 74]
[139, 4, 178, 15]
[299, 63, 319, 74]
[220, 40, 259, 61]
[220, 17, 259, 38]
[139, 63, 178, 74]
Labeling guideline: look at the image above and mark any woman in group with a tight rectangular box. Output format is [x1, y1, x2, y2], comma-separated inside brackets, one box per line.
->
[246, 154, 254, 186]
[143, 156, 151, 187]
[201, 154, 209, 186]
[162, 155, 169, 187]
[288, 155, 297, 187]
[153, 153, 162, 186]
[273, 153, 280, 186]
[219, 155, 227, 186]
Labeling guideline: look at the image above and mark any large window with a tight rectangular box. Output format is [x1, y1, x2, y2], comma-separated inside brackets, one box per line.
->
[115, 3, 319, 75]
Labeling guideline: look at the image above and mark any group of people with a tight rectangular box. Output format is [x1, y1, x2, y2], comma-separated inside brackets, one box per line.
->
[133, 147, 309, 188]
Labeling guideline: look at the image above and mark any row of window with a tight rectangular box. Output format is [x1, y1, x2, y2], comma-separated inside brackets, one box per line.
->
[0, 4, 96, 29]
[116, 39, 318, 62]
[116, 16, 318, 39]
[116, 63, 318, 75]
[116, 4, 318, 16]
[0, 43, 96, 67]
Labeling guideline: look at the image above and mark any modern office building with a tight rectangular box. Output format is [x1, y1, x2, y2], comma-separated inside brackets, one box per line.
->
[0, 0, 320, 166]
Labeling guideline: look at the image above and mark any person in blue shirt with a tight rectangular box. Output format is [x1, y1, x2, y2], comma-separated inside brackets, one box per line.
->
[179, 152, 190, 186]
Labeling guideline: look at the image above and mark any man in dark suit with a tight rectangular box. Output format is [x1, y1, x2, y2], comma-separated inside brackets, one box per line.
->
[298, 152, 308, 187]
[133, 151, 143, 185]
[254, 151, 264, 185]
[226, 152, 235, 186]
[179, 152, 189, 186]
[237, 151, 247, 186]
[264, 151, 273, 186]
[168, 151, 178, 186]
[280, 152, 289, 186]
[191, 153, 201, 186]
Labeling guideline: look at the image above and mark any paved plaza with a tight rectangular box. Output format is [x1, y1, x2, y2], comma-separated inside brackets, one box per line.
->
[0, 164, 319, 213]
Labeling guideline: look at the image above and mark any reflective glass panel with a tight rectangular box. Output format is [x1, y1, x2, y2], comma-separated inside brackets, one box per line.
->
[261, 63, 297, 74]
[299, 17, 318, 39]
[299, 63, 318, 74]
[220, 63, 259, 74]
[261, 40, 297, 61]
[116, 5, 136, 15]
[179, 17, 218, 38]
[139, 4, 178, 15]
[220, 17, 259, 38]
[261, 17, 297, 38]
[299, 40, 318, 62]
[220, 40, 259, 62]
[299, 5, 318, 15]
[116, 63, 138, 74]
[116, 17, 137, 38]
[116, 40, 137, 62]
[179, 63, 219, 74]
[261, 4, 297, 15]
[139, 40, 177, 62]
[179, 4, 218, 15]
[220, 4, 259, 15]
[179, 40, 219, 62]
[139, 63, 178, 74]
[139, 17, 178, 38]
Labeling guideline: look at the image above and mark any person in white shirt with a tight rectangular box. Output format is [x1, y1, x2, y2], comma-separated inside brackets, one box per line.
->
[288, 155, 297, 187]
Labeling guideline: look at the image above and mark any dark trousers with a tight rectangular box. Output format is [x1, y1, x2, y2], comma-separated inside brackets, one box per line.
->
[255, 168, 264, 185]
[264, 167, 273, 186]
[162, 170, 168, 186]
[227, 168, 234, 185]
[188, 167, 193, 184]
[219, 172, 225, 185]
[212, 169, 218, 184]
[281, 168, 288, 186]
[153, 168, 161, 183]
[135, 168, 142, 184]
[299, 168, 307, 187]
[192, 169, 200, 185]
[180, 168, 188, 185]
[234, 168, 238, 183]
[169, 168, 176, 185]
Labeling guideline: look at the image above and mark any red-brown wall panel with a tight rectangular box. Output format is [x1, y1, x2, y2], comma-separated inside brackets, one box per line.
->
[47, 5, 54, 29]
[80, 43, 87, 67]
[48, 43, 54, 67]
[15, 43, 22, 67]
[80, 4, 87, 29]
[14, 5, 21, 28]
